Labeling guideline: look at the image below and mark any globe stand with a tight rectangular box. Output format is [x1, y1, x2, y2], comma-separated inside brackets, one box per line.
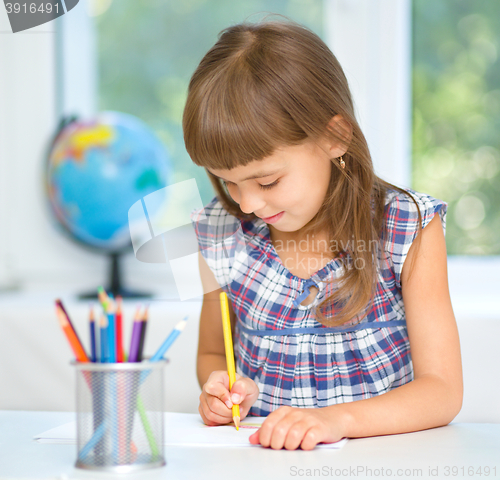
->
[79, 252, 152, 300]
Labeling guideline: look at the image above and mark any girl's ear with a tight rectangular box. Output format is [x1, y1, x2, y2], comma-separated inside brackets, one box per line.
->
[322, 114, 353, 158]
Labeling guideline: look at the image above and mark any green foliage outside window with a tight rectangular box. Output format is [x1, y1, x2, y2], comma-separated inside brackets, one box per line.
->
[413, 0, 500, 254]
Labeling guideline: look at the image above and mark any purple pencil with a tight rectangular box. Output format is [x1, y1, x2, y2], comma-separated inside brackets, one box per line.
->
[128, 307, 143, 363]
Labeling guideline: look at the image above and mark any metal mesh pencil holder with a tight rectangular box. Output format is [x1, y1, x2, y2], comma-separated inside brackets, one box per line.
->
[73, 361, 166, 473]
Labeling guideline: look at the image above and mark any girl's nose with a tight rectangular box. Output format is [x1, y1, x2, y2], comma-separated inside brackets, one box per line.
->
[238, 189, 266, 215]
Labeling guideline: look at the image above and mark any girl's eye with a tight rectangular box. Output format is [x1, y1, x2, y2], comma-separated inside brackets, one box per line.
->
[259, 179, 279, 190]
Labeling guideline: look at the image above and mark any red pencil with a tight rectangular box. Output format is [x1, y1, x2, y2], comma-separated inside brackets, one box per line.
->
[116, 296, 124, 362]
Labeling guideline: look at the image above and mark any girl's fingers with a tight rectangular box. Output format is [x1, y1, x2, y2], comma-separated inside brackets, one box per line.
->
[199, 404, 228, 426]
[253, 406, 291, 448]
[204, 377, 232, 408]
[249, 430, 260, 444]
[231, 378, 259, 407]
[199, 393, 232, 425]
[204, 394, 231, 418]
[283, 421, 310, 450]
[200, 373, 259, 426]
[229, 379, 251, 404]
[300, 426, 323, 451]
[269, 419, 292, 450]
[249, 408, 327, 450]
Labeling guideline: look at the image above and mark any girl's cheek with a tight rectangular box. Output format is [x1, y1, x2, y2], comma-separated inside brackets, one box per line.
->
[226, 185, 239, 202]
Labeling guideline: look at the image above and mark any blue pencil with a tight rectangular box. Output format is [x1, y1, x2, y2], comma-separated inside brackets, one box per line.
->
[107, 297, 117, 363]
[106, 297, 118, 461]
[150, 317, 188, 362]
[89, 307, 97, 363]
[100, 315, 110, 363]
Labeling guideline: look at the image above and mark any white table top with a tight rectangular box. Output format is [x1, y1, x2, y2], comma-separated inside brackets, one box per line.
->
[1, 411, 499, 480]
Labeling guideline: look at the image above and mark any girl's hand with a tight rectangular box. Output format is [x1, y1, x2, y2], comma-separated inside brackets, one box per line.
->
[249, 406, 347, 450]
[199, 370, 259, 426]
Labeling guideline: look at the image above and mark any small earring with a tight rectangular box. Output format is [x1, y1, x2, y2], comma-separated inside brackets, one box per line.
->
[339, 156, 345, 169]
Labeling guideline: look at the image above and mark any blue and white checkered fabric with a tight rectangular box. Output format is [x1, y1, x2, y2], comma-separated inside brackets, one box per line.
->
[191, 189, 447, 416]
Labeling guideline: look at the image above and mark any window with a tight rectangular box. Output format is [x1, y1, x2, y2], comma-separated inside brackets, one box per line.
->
[413, 0, 500, 255]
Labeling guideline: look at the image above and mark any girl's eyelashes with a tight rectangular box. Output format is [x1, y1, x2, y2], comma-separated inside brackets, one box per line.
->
[222, 179, 280, 190]
[259, 179, 280, 190]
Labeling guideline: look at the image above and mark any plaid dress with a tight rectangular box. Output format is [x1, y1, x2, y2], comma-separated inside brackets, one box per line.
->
[191, 189, 447, 416]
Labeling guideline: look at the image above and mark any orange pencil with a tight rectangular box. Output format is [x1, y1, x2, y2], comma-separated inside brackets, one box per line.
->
[55, 303, 89, 363]
[56, 299, 83, 347]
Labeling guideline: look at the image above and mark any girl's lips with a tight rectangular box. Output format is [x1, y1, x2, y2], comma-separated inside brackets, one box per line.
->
[261, 211, 284, 224]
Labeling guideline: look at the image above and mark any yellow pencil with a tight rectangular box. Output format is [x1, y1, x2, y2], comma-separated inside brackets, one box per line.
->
[219, 291, 240, 430]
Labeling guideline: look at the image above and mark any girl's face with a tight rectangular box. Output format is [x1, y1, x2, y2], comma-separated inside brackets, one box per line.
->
[207, 140, 332, 236]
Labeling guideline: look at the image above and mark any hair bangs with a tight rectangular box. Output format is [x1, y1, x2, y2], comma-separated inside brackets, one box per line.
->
[183, 35, 308, 171]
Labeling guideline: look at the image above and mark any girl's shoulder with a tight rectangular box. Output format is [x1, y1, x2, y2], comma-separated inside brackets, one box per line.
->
[382, 188, 447, 287]
[190, 196, 259, 290]
[190, 196, 237, 248]
[383, 187, 447, 234]
[190, 195, 232, 224]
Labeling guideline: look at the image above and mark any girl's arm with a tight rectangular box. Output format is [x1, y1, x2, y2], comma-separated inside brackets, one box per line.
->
[197, 253, 259, 424]
[196, 251, 233, 386]
[250, 214, 463, 449]
[340, 213, 463, 436]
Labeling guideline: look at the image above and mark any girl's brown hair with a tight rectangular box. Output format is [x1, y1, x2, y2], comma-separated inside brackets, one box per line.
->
[183, 19, 419, 326]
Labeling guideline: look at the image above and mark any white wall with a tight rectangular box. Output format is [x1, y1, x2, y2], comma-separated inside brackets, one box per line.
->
[0, 10, 58, 289]
[325, 0, 411, 188]
[0, 2, 172, 295]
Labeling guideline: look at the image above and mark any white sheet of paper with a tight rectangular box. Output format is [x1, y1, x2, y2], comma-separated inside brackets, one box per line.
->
[34, 412, 347, 449]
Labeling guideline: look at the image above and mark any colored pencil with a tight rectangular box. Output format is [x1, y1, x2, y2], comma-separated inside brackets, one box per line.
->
[55, 300, 101, 456]
[55, 299, 88, 361]
[149, 317, 188, 362]
[116, 296, 124, 363]
[107, 297, 117, 363]
[55, 303, 89, 363]
[128, 308, 143, 363]
[97, 286, 109, 312]
[136, 396, 159, 457]
[219, 292, 240, 430]
[99, 314, 110, 363]
[89, 306, 97, 363]
[137, 306, 149, 362]
[106, 296, 119, 461]
[97, 286, 114, 362]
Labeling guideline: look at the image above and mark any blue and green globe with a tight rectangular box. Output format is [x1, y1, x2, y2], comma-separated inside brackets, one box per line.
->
[46, 111, 170, 253]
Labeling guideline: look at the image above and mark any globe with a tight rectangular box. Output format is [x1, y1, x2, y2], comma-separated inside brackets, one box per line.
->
[46, 111, 171, 296]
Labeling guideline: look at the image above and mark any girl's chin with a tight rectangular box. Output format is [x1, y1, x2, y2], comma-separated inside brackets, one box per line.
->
[269, 222, 305, 236]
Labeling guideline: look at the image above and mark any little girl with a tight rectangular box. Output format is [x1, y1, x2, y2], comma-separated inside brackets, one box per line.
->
[184, 20, 463, 450]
